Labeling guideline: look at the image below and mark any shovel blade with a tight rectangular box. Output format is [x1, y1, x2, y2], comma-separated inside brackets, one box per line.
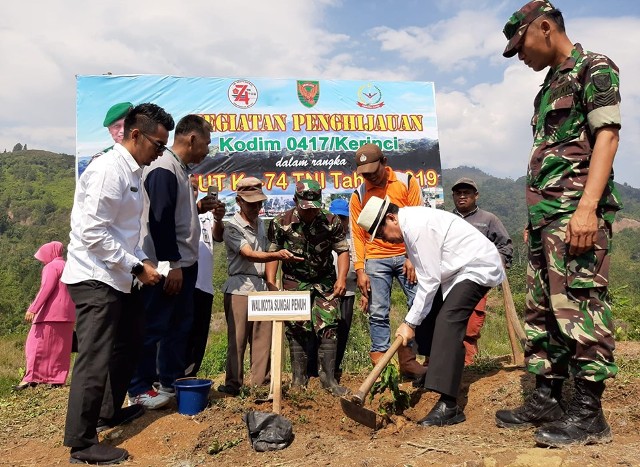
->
[340, 396, 382, 430]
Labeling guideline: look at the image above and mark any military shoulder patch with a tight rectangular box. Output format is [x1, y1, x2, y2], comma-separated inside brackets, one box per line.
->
[593, 73, 612, 92]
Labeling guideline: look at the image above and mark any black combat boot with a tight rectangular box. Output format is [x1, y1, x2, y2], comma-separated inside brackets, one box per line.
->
[495, 376, 565, 428]
[289, 338, 308, 388]
[318, 338, 348, 397]
[534, 379, 612, 447]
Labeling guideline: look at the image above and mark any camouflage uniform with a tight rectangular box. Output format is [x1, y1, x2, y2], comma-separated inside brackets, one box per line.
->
[525, 43, 621, 382]
[267, 194, 349, 340]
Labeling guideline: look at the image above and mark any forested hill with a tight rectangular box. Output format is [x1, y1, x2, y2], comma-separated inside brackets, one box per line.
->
[1, 151, 639, 335]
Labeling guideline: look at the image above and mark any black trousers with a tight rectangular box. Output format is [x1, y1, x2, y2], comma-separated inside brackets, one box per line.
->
[63, 281, 144, 448]
[185, 288, 213, 378]
[414, 280, 489, 398]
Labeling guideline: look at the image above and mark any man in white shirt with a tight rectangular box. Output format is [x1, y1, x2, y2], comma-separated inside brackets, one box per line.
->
[61, 103, 174, 465]
[357, 196, 505, 427]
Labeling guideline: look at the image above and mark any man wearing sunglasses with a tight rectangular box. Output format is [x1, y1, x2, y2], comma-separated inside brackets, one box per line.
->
[497, 0, 622, 448]
[128, 115, 221, 410]
[62, 103, 174, 465]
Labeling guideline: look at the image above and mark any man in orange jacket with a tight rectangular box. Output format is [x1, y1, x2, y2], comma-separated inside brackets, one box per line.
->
[349, 143, 426, 380]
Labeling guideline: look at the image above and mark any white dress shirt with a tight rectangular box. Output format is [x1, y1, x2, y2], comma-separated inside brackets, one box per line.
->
[61, 144, 148, 293]
[399, 206, 505, 326]
[195, 211, 215, 295]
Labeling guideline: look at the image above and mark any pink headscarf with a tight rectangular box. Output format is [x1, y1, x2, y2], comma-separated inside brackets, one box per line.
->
[34, 241, 64, 265]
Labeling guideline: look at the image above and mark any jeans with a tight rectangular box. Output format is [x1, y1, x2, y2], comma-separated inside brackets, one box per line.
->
[365, 255, 416, 352]
[128, 263, 198, 396]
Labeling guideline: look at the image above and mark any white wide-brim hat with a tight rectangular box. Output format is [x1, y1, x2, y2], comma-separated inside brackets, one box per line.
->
[356, 195, 390, 242]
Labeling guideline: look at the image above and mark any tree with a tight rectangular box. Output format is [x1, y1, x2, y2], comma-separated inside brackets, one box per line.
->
[23, 144, 27, 150]
[12, 143, 23, 152]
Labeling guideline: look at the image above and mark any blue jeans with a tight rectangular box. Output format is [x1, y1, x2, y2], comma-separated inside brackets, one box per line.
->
[365, 255, 416, 352]
[128, 263, 198, 396]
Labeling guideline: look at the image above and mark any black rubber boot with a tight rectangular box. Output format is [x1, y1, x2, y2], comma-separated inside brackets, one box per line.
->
[289, 338, 308, 388]
[495, 376, 565, 428]
[534, 379, 612, 447]
[318, 338, 348, 397]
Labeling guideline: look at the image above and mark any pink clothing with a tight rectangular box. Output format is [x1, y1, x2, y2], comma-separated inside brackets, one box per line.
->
[28, 241, 75, 323]
[22, 241, 76, 384]
[24, 321, 74, 384]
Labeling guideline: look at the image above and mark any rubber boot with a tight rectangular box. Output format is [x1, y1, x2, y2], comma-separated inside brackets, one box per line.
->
[318, 338, 348, 396]
[534, 379, 612, 447]
[398, 345, 427, 381]
[495, 376, 565, 428]
[289, 339, 308, 388]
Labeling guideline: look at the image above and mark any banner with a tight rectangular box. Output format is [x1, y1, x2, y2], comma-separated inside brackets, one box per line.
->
[76, 75, 443, 214]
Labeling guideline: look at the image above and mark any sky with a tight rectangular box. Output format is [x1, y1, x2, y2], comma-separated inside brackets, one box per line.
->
[2, 0, 639, 188]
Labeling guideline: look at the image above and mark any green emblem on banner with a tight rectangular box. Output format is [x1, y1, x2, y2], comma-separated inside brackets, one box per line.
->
[297, 81, 320, 108]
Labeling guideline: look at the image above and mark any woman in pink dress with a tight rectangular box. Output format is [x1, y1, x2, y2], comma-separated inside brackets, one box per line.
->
[14, 241, 76, 390]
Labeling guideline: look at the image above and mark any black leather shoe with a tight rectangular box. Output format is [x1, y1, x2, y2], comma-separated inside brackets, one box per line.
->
[417, 401, 466, 427]
[70, 443, 128, 465]
[97, 404, 145, 433]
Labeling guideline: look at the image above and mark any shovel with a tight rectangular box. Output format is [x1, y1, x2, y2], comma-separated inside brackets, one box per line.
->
[340, 335, 405, 429]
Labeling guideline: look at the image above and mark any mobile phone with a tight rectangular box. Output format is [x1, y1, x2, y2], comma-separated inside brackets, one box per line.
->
[207, 185, 219, 201]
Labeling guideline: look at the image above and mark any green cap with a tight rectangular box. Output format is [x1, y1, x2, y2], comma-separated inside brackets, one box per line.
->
[103, 102, 133, 127]
[503, 1, 557, 58]
[295, 180, 322, 209]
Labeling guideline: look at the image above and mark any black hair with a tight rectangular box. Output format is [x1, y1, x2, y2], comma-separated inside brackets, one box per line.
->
[375, 202, 400, 237]
[175, 114, 212, 137]
[544, 9, 565, 32]
[124, 103, 175, 137]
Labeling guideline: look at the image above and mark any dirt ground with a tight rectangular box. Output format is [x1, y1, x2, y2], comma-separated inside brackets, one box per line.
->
[2, 342, 640, 467]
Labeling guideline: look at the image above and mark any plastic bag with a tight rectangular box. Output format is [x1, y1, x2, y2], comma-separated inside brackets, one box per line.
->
[242, 411, 294, 452]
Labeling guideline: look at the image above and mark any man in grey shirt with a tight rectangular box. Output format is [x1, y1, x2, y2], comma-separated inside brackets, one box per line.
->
[218, 177, 302, 396]
[451, 177, 513, 366]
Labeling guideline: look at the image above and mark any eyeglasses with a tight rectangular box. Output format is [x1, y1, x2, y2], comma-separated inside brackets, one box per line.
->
[140, 132, 167, 153]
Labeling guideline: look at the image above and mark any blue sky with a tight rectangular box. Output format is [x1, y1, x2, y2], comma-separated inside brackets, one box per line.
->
[2, 0, 639, 187]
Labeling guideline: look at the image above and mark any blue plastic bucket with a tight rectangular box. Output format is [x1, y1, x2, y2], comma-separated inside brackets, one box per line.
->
[174, 378, 212, 415]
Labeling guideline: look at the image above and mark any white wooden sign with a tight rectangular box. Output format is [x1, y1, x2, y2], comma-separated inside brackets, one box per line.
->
[247, 290, 311, 322]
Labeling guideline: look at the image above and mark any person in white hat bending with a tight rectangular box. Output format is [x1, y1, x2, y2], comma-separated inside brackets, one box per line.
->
[357, 196, 505, 426]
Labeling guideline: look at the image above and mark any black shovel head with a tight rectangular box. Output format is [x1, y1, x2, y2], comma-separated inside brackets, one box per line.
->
[340, 396, 383, 430]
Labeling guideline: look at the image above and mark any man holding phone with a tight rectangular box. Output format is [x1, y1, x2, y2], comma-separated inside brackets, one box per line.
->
[128, 114, 223, 409]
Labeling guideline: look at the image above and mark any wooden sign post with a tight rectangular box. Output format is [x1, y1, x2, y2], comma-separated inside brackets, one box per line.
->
[248, 290, 311, 414]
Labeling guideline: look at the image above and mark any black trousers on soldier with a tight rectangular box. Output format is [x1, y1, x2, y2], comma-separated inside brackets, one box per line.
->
[64, 281, 144, 448]
[414, 280, 489, 398]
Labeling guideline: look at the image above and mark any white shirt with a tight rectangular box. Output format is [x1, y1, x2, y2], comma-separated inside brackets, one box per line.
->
[61, 144, 148, 293]
[195, 211, 215, 295]
[400, 207, 505, 326]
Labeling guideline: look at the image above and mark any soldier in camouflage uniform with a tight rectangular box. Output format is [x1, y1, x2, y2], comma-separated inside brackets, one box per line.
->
[495, 1, 622, 448]
[266, 180, 350, 396]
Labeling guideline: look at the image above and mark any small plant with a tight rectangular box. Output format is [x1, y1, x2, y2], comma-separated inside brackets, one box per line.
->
[369, 364, 410, 415]
[207, 438, 243, 455]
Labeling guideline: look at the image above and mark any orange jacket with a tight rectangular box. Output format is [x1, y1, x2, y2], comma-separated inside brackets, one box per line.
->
[349, 166, 423, 270]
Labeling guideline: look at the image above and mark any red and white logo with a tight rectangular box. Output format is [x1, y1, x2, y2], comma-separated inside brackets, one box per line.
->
[228, 80, 258, 109]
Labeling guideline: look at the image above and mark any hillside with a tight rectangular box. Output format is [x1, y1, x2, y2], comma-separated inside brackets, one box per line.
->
[1, 152, 639, 337]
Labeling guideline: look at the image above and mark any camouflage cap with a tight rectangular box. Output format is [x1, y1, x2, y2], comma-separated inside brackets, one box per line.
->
[502, 0, 557, 58]
[103, 102, 133, 127]
[295, 179, 322, 209]
[355, 143, 384, 174]
[451, 177, 478, 192]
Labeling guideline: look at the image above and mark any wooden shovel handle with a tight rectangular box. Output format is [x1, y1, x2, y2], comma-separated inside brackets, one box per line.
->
[502, 275, 525, 366]
[352, 335, 405, 404]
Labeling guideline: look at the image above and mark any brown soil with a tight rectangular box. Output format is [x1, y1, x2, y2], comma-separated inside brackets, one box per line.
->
[2, 342, 640, 467]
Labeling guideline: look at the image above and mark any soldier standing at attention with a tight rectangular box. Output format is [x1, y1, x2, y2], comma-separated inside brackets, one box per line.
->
[266, 180, 350, 396]
[496, 1, 622, 447]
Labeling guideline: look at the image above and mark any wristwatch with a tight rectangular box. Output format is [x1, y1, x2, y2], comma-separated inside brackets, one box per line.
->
[131, 262, 144, 276]
[403, 319, 417, 330]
